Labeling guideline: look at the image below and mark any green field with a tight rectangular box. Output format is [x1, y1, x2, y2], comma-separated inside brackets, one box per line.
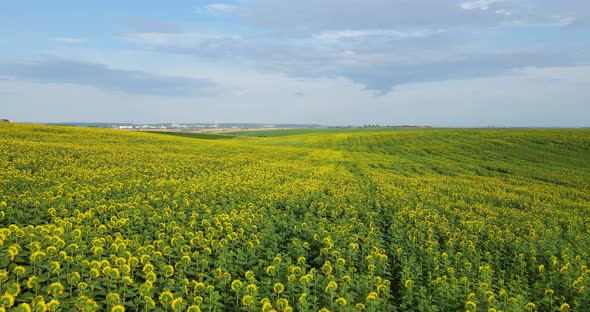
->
[1, 124, 589, 311]
[226, 127, 431, 137]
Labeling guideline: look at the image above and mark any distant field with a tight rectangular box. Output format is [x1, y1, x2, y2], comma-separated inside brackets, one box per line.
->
[227, 127, 431, 137]
[1, 123, 590, 311]
[146, 131, 236, 140]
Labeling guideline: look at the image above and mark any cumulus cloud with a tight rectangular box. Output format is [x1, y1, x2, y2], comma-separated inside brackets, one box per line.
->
[120, 23, 590, 93]
[0, 59, 218, 96]
[237, 0, 590, 35]
[107, 1, 590, 93]
[240, 0, 510, 34]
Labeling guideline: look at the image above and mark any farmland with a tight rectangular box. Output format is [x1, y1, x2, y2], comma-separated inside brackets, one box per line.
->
[1, 123, 590, 311]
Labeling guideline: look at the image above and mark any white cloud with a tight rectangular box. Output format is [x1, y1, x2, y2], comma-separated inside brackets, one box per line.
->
[49, 37, 85, 44]
[314, 29, 443, 41]
[206, 3, 237, 14]
[3, 65, 589, 126]
[121, 32, 239, 46]
[116, 24, 590, 93]
[460, 0, 497, 11]
[243, 0, 511, 33]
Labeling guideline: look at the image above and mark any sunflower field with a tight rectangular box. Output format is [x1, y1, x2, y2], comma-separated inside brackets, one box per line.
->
[1, 123, 589, 312]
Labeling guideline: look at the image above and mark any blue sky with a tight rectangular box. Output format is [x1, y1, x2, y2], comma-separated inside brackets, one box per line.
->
[1, 0, 589, 126]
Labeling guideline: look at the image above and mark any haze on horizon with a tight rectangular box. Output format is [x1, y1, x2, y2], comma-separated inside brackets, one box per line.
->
[1, 1, 589, 127]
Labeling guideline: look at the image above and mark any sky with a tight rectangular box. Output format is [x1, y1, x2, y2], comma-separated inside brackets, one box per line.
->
[0, 0, 589, 127]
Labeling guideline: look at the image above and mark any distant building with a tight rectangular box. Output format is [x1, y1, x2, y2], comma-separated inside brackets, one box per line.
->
[1, 119, 9, 123]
